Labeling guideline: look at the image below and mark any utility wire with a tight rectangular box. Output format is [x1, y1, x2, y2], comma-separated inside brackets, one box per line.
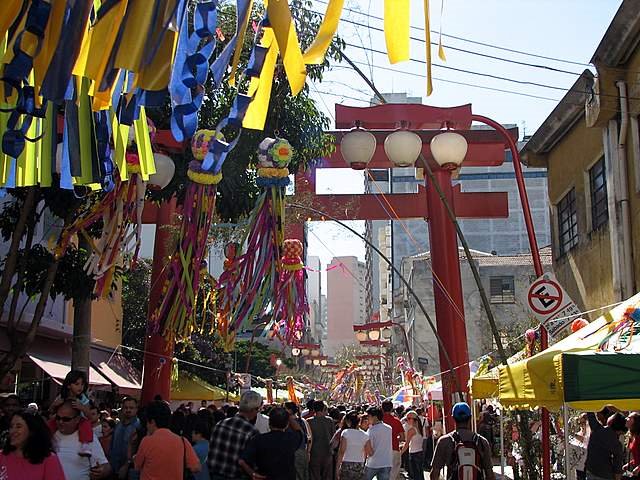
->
[341, 41, 640, 103]
[313, 0, 592, 67]
[311, 7, 583, 76]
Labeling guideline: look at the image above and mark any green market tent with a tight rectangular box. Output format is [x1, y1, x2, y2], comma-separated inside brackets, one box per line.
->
[561, 351, 640, 410]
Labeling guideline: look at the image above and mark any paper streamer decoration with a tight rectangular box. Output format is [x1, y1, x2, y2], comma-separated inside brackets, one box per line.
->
[302, 0, 345, 65]
[272, 239, 308, 343]
[151, 129, 222, 340]
[384, 0, 410, 64]
[217, 137, 293, 338]
[54, 119, 160, 297]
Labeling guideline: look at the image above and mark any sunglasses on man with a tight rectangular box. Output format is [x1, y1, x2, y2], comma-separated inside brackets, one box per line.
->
[55, 415, 78, 422]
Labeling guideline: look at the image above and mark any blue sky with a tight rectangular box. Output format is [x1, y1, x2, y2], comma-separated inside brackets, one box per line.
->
[305, 0, 622, 281]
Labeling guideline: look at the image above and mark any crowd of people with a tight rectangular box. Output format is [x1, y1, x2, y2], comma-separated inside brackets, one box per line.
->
[0, 369, 638, 480]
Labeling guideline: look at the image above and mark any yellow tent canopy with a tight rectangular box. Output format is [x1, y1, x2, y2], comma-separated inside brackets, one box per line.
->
[470, 350, 527, 400]
[171, 374, 239, 402]
[498, 292, 640, 411]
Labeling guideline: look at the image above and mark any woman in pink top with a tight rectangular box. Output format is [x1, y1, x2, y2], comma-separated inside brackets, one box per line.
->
[0, 410, 65, 480]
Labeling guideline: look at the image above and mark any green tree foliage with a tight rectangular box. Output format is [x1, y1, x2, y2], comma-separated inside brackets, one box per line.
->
[120, 259, 152, 371]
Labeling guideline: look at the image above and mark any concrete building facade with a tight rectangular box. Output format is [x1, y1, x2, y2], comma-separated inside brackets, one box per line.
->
[325, 256, 367, 356]
[306, 255, 324, 343]
[521, 1, 640, 312]
[402, 248, 553, 375]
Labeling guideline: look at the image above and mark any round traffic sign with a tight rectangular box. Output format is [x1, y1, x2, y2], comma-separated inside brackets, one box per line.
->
[528, 278, 563, 315]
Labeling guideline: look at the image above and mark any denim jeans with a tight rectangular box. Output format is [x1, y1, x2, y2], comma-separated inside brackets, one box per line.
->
[365, 466, 391, 480]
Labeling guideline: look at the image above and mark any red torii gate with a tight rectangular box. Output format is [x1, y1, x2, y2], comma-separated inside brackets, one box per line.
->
[141, 104, 514, 419]
[292, 103, 513, 428]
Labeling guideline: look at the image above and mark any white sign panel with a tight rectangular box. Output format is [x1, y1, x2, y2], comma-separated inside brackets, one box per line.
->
[237, 373, 252, 394]
[527, 273, 581, 337]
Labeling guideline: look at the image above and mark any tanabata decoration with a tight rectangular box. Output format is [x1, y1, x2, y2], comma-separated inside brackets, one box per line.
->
[218, 137, 293, 338]
[151, 129, 223, 340]
[570, 318, 589, 333]
[54, 117, 161, 297]
[216, 242, 240, 352]
[272, 239, 309, 343]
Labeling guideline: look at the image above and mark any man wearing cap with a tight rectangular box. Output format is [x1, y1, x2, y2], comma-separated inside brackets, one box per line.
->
[430, 402, 495, 480]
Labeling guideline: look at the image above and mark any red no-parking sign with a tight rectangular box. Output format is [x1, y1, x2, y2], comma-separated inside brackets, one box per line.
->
[527, 273, 580, 337]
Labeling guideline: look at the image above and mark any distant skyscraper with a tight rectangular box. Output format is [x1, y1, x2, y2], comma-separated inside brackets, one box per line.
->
[325, 256, 366, 356]
[306, 256, 323, 342]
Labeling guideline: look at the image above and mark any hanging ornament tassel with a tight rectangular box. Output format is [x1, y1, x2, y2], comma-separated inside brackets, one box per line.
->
[219, 137, 293, 338]
[273, 239, 308, 343]
[151, 129, 222, 340]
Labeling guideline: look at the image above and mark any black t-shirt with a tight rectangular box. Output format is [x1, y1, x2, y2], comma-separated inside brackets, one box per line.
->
[241, 430, 303, 480]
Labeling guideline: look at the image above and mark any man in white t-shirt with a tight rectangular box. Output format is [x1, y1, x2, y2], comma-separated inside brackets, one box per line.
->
[54, 401, 111, 480]
[364, 406, 393, 480]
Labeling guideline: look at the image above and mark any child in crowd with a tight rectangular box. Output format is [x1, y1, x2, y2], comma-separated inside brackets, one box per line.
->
[48, 370, 94, 456]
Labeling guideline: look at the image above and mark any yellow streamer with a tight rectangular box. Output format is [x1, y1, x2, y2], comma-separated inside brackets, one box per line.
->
[423, 0, 433, 96]
[384, 0, 410, 64]
[134, 107, 156, 181]
[243, 27, 278, 131]
[266, 0, 306, 95]
[80, 0, 129, 85]
[114, 1, 156, 73]
[302, 0, 344, 65]
[228, 0, 255, 87]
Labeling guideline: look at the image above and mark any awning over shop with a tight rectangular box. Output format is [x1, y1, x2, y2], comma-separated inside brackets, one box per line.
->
[498, 292, 640, 411]
[171, 374, 239, 402]
[90, 347, 141, 396]
[562, 351, 640, 411]
[28, 340, 110, 388]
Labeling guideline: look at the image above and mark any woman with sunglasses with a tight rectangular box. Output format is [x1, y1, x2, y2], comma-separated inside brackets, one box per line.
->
[0, 410, 65, 479]
[401, 411, 424, 480]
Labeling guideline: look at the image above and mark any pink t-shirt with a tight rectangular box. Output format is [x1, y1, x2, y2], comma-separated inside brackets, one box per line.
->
[0, 452, 65, 480]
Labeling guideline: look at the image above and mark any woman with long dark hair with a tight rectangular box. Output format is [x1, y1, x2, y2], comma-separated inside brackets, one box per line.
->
[401, 411, 424, 480]
[0, 411, 65, 479]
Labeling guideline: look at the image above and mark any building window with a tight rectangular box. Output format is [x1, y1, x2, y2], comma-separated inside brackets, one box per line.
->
[557, 188, 578, 256]
[589, 157, 608, 230]
[490, 276, 515, 303]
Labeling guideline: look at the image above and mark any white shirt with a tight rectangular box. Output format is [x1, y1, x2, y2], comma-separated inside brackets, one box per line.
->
[365, 422, 393, 469]
[54, 431, 108, 480]
[341, 428, 368, 463]
[406, 426, 423, 453]
[255, 413, 270, 434]
[92, 423, 103, 438]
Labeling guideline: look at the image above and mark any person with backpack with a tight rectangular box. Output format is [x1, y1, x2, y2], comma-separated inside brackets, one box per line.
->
[430, 402, 495, 480]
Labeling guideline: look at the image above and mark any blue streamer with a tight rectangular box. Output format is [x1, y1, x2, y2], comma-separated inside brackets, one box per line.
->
[169, 0, 218, 141]
[209, 0, 251, 87]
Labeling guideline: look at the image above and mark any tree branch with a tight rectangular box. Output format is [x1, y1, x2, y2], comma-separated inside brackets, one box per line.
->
[0, 188, 37, 312]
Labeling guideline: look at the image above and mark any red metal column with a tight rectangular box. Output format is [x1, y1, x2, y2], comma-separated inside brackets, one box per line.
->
[426, 168, 470, 432]
[140, 197, 177, 405]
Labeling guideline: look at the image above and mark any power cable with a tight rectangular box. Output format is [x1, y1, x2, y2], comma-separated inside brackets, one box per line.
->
[311, 7, 583, 76]
[342, 41, 640, 102]
[313, 0, 592, 67]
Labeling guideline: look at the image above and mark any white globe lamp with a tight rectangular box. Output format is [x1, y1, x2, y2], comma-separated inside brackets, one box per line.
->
[340, 127, 377, 170]
[148, 153, 176, 189]
[368, 329, 381, 341]
[384, 130, 422, 167]
[430, 131, 468, 170]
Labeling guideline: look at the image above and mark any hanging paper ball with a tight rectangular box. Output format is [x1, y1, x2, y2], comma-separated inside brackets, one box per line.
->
[125, 152, 141, 173]
[269, 138, 294, 168]
[571, 318, 589, 332]
[191, 129, 225, 161]
[525, 328, 537, 343]
[283, 239, 303, 261]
